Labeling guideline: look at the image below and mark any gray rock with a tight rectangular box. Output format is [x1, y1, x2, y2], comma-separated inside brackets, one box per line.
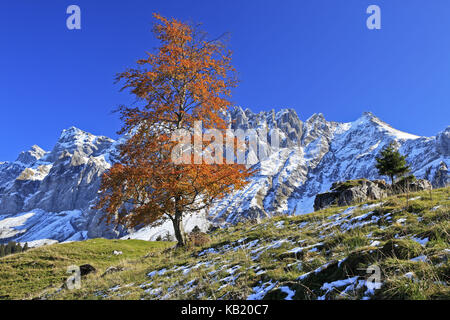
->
[436, 127, 450, 157]
[314, 179, 388, 211]
[393, 178, 433, 193]
[314, 177, 433, 211]
[79, 264, 96, 277]
[101, 266, 124, 277]
[432, 162, 448, 188]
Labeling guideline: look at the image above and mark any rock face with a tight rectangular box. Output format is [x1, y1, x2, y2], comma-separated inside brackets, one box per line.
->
[314, 179, 388, 211]
[432, 162, 448, 188]
[436, 127, 450, 157]
[0, 108, 449, 244]
[16, 145, 46, 166]
[313, 178, 433, 211]
[392, 178, 433, 193]
[0, 127, 123, 243]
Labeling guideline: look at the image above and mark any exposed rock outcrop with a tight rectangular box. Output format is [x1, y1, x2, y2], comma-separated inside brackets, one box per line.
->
[432, 162, 448, 188]
[314, 178, 433, 211]
[314, 179, 388, 211]
[392, 178, 433, 193]
[16, 145, 46, 166]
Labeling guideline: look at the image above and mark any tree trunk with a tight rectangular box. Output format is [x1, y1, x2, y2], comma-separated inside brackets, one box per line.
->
[406, 182, 409, 208]
[172, 211, 186, 247]
[390, 175, 395, 195]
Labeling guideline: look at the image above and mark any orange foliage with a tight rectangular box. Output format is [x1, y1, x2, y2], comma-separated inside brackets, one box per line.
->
[96, 14, 254, 246]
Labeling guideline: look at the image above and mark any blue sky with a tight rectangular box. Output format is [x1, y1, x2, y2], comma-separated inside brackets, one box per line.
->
[1, 0, 449, 161]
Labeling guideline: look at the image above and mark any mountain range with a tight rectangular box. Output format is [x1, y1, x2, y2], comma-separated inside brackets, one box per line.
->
[0, 107, 448, 246]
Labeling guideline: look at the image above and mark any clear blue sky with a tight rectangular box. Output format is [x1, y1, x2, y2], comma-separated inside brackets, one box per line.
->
[1, 0, 449, 161]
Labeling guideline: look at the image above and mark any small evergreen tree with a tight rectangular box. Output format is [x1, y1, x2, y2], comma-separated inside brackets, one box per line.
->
[0, 244, 5, 257]
[375, 142, 410, 185]
[5, 242, 12, 255]
[23, 243, 29, 252]
[9, 241, 17, 254]
[15, 243, 22, 254]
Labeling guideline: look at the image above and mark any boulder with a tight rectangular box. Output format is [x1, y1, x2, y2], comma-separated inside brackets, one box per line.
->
[314, 177, 434, 211]
[393, 178, 433, 193]
[314, 179, 388, 211]
[408, 179, 433, 191]
[101, 266, 124, 277]
[79, 264, 96, 277]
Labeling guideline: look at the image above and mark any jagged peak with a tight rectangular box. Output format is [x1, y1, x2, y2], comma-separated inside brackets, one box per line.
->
[232, 106, 298, 119]
[277, 107, 297, 114]
[59, 126, 91, 140]
[438, 126, 450, 134]
[57, 126, 114, 145]
[229, 106, 301, 128]
[30, 145, 45, 152]
[436, 126, 450, 139]
[353, 111, 421, 140]
[38, 126, 117, 163]
[354, 111, 389, 129]
[362, 111, 376, 118]
[356, 111, 384, 124]
[305, 113, 325, 123]
[15, 144, 47, 165]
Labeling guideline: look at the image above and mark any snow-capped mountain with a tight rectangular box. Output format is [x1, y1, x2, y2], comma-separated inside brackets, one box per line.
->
[0, 108, 448, 245]
[209, 109, 449, 223]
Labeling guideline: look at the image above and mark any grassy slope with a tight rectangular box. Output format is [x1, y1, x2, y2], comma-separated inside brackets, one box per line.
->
[0, 239, 172, 299]
[0, 187, 448, 300]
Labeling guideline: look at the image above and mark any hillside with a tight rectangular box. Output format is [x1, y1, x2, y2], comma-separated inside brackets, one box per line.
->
[1, 187, 448, 300]
[0, 239, 171, 299]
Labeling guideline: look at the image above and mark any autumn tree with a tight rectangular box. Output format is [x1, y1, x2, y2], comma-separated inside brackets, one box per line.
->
[375, 142, 410, 185]
[96, 14, 254, 247]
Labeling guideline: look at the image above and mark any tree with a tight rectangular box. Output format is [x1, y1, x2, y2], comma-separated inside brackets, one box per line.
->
[96, 14, 254, 247]
[5, 242, 12, 255]
[375, 142, 410, 185]
[0, 244, 5, 258]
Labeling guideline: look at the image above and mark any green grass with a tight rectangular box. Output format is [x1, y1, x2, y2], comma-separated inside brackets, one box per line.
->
[1, 187, 449, 300]
[0, 239, 172, 299]
[332, 179, 369, 191]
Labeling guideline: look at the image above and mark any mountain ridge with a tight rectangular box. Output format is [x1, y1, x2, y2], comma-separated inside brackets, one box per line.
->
[0, 108, 448, 246]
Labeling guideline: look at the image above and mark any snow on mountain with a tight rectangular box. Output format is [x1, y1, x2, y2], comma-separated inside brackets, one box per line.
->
[209, 109, 449, 223]
[0, 108, 448, 245]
